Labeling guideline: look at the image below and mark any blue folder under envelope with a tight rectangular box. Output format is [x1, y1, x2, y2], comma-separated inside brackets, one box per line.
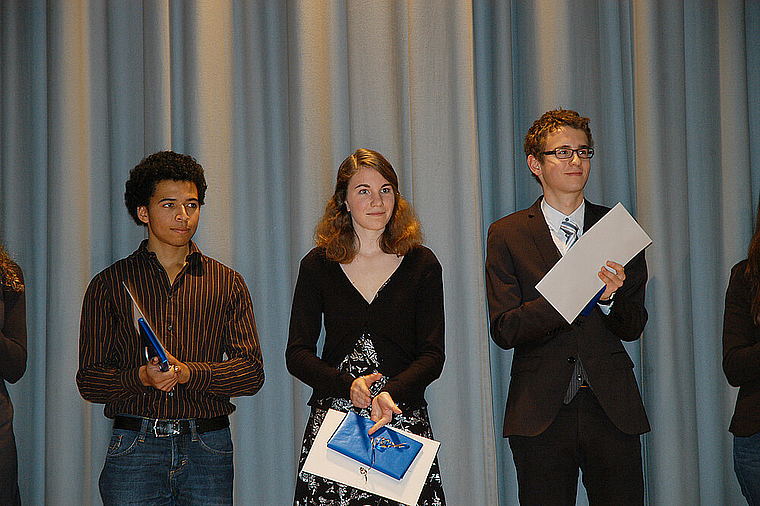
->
[138, 317, 170, 372]
[326, 410, 423, 480]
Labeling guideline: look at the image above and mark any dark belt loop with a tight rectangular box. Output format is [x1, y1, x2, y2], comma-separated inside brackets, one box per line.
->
[139, 417, 149, 441]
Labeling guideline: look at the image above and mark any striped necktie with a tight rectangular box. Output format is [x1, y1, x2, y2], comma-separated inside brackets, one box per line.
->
[560, 218, 580, 248]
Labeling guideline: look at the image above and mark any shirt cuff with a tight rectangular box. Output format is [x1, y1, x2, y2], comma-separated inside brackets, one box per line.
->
[185, 362, 213, 392]
[598, 299, 614, 315]
[121, 367, 150, 395]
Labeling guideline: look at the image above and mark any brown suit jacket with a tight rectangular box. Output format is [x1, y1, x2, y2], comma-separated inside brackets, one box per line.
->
[485, 197, 650, 437]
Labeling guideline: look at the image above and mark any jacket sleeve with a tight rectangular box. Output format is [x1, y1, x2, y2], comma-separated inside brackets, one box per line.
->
[599, 249, 648, 342]
[485, 221, 567, 350]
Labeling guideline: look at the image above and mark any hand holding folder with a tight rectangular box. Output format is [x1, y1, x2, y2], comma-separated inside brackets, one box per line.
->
[535, 203, 652, 323]
[137, 317, 170, 372]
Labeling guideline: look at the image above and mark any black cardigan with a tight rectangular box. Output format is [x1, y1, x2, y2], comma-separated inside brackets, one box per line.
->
[286, 246, 445, 408]
[723, 259, 760, 436]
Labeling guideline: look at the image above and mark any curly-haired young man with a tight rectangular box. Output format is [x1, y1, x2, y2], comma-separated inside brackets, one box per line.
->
[77, 151, 264, 506]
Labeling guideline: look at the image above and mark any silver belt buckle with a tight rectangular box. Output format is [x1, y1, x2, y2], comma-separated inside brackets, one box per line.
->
[152, 419, 180, 437]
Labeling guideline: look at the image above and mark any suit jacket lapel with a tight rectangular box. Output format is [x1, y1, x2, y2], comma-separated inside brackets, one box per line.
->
[527, 197, 561, 270]
[583, 199, 607, 232]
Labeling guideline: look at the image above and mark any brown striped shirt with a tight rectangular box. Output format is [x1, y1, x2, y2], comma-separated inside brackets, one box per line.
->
[77, 240, 264, 419]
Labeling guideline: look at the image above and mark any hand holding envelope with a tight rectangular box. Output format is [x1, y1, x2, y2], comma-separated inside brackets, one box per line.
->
[597, 260, 626, 301]
[536, 203, 652, 323]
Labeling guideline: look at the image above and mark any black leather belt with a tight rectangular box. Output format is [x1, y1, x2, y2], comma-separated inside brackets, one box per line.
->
[113, 415, 229, 437]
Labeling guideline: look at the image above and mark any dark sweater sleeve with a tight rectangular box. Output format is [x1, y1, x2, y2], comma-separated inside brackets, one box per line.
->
[0, 266, 27, 384]
[285, 252, 355, 398]
[382, 251, 445, 404]
[723, 261, 760, 387]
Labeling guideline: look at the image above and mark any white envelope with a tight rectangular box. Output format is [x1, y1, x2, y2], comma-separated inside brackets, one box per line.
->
[301, 409, 440, 505]
[535, 203, 652, 323]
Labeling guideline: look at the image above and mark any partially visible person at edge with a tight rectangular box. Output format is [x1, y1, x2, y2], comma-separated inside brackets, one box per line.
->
[286, 148, 446, 505]
[76, 151, 264, 506]
[723, 194, 760, 506]
[485, 109, 650, 505]
[0, 241, 26, 506]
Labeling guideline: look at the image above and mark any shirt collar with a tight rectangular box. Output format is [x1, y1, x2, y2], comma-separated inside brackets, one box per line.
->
[136, 239, 203, 266]
[541, 198, 585, 236]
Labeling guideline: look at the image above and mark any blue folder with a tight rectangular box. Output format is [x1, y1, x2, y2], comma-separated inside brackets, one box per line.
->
[123, 281, 171, 373]
[579, 286, 607, 317]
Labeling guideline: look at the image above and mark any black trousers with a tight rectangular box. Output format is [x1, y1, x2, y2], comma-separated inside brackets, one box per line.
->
[508, 387, 644, 506]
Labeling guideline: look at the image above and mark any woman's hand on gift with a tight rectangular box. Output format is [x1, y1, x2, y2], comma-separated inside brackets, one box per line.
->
[369, 392, 402, 435]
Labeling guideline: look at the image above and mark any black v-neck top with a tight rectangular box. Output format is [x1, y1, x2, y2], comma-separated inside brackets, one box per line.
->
[286, 245, 445, 408]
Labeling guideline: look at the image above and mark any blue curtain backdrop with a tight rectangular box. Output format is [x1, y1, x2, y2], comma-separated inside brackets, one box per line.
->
[0, 1, 758, 505]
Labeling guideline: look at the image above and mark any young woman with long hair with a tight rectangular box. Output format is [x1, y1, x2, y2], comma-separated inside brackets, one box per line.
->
[286, 148, 446, 505]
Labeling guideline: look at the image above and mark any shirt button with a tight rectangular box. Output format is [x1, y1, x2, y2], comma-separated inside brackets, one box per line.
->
[567, 357, 577, 363]
[167, 325, 173, 332]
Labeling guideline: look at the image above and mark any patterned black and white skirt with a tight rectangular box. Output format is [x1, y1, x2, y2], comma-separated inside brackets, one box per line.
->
[293, 334, 446, 506]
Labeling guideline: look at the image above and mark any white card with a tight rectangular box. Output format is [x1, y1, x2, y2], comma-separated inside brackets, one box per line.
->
[536, 203, 652, 323]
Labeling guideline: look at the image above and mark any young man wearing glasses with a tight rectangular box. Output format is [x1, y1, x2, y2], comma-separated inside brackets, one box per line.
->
[485, 109, 649, 505]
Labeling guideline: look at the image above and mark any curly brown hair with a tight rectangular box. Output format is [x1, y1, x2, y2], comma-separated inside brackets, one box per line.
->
[0, 242, 23, 292]
[315, 148, 422, 263]
[524, 109, 593, 184]
[124, 151, 207, 226]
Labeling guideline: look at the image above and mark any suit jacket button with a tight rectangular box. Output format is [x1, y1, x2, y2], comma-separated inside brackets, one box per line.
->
[567, 357, 577, 363]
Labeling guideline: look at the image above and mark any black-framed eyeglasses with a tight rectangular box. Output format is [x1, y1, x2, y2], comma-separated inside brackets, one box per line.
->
[542, 147, 594, 159]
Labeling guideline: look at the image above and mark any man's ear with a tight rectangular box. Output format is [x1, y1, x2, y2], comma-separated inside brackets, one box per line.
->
[137, 206, 150, 225]
[527, 155, 541, 177]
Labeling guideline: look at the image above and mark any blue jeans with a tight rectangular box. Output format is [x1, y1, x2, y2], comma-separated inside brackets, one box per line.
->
[735, 432, 760, 506]
[99, 418, 234, 506]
